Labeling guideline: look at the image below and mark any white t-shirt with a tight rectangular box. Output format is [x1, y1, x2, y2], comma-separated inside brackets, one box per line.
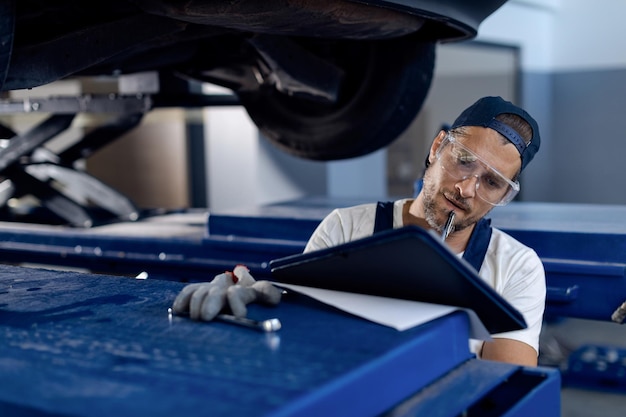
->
[304, 199, 546, 356]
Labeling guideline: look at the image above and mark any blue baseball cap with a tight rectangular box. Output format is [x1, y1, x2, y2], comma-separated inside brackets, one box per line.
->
[450, 96, 540, 171]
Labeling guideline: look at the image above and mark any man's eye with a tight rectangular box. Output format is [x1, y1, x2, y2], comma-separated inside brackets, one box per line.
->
[455, 152, 476, 166]
[483, 175, 506, 189]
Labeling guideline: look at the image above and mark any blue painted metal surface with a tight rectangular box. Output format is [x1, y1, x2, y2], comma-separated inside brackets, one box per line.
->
[0, 263, 479, 416]
[489, 202, 626, 322]
[0, 263, 561, 416]
[0, 210, 304, 281]
[383, 360, 561, 417]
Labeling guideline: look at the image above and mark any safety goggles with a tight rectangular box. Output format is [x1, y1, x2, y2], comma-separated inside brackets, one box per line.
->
[435, 134, 520, 206]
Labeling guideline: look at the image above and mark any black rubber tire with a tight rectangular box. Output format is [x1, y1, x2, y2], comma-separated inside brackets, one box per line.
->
[238, 33, 435, 161]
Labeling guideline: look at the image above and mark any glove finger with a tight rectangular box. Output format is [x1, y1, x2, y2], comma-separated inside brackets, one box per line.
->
[233, 265, 256, 287]
[227, 286, 258, 318]
[200, 285, 228, 321]
[251, 281, 283, 306]
[171, 283, 203, 314]
[212, 272, 236, 288]
[189, 272, 233, 320]
[188, 284, 213, 320]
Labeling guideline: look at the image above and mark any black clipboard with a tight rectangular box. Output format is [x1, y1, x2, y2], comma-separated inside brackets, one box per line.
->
[270, 225, 527, 334]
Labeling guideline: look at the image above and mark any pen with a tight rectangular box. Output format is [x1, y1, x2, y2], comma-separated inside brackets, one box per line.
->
[441, 211, 455, 241]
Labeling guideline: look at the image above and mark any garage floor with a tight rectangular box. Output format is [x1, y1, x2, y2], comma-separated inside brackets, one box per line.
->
[561, 387, 626, 417]
[539, 318, 626, 417]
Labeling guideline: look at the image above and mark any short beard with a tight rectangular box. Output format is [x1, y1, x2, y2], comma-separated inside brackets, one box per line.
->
[421, 169, 487, 234]
[422, 200, 439, 233]
[421, 171, 445, 233]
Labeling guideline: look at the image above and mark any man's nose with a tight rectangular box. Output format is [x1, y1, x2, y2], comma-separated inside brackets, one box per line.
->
[455, 175, 478, 198]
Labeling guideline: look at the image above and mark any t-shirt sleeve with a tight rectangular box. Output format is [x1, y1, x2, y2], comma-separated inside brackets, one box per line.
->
[472, 229, 547, 357]
[491, 248, 546, 354]
[303, 209, 346, 253]
[303, 203, 378, 253]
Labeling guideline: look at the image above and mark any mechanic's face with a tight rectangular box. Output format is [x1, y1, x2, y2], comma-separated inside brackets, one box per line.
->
[421, 127, 521, 234]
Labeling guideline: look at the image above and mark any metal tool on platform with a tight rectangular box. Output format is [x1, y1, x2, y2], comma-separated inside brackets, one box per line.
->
[168, 308, 282, 332]
[217, 314, 282, 332]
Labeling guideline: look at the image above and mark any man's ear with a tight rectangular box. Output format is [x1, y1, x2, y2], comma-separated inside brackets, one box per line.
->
[428, 130, 447, 164]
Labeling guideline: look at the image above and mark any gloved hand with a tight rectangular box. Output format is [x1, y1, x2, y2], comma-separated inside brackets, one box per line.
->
[171, 265, 283, 321]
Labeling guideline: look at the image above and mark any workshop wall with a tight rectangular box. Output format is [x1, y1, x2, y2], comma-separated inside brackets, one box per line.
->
[203, 95, 329, 212]
[86, 109, 190, 209]
[480, 0, 626, 204]
[202, 89, 385, 211]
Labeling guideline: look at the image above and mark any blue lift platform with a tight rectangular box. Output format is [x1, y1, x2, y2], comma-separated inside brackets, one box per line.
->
[0, 262, 560, 416]
[2, 197, 626, 415]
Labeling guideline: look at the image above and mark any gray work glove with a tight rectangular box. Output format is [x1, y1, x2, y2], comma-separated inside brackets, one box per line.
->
[171, 265, 282, 321]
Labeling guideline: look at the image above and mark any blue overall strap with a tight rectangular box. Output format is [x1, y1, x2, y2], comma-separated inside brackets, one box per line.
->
[375, 199, 492, 271]
[374, 201, 395, 233]
[462, 217, 492, 272]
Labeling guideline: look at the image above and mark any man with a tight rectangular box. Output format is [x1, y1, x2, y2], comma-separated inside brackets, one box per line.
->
[304, 96, 545, 367]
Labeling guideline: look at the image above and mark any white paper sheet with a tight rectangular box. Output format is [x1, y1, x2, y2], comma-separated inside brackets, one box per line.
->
[276, 283, 491, 341]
